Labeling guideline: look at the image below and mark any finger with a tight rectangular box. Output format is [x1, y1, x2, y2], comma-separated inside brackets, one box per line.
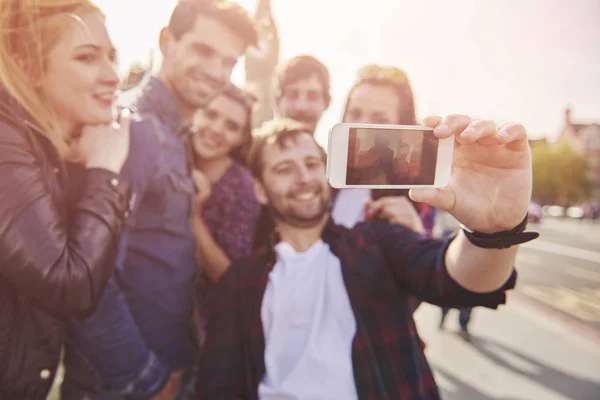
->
[368, 196, 410, 215]
[422, 116, 442, 128]
[366, 199, 386, 216]
[409, 187, 456, 211]
[433, 114, 472, 139]
[458, 119, 498, 145]
[497, 124, 529, 149]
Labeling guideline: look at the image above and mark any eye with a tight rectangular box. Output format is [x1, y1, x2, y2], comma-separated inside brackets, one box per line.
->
[203, 109, 218, 120]
[284, 89, 299, 100]
[346, 108, 361, 121]
[75, 53, 97, 63]
[225, 120, 241, 132]
[194, 43, 215, 59]
[274, 164, 293, 174]
[307, 90, 320, 101]
[306, 159, 322, 169]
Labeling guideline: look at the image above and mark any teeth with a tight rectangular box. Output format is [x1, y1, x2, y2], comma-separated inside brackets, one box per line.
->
[296, 192, 316, 200]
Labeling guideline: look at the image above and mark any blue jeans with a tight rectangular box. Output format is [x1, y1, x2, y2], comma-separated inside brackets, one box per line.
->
[441, 307, 473, 329]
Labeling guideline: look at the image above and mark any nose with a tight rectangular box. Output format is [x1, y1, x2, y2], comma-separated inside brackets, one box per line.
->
[100, 59, 120, 88]
[296, 164, 312, 183]
[203, 57, 228, 88]
[294, 95, 312, 112]
[208, 118, 225, 137]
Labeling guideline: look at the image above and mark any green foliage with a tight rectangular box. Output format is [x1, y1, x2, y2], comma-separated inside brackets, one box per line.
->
[532, 142, 592, 205]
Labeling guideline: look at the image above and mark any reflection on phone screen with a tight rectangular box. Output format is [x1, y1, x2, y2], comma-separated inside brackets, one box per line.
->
[346, 127, 439, 186]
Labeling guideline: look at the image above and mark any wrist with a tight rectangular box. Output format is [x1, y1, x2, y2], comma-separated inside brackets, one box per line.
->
[460, 214, 539, 249]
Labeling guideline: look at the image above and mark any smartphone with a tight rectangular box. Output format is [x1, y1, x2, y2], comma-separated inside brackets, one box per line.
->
[326, 123, 454, 189]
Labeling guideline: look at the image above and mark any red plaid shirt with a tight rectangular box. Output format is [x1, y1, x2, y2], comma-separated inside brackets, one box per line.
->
[197, 218, 517, 400]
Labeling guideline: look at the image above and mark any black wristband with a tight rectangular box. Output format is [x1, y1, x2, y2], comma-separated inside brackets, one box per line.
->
[460, 214, 540, 249]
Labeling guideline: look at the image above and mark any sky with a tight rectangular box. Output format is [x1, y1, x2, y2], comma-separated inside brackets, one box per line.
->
[95, 0, 600, 146]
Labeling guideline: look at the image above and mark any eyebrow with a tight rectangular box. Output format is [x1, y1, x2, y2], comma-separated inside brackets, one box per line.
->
[74, 43, 117, 54]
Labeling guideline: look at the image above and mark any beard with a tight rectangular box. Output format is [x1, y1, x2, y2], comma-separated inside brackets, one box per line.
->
[267, 185, 330, 228]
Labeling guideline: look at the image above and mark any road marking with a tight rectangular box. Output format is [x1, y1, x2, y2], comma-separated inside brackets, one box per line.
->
[516, 253, 543, 265]
[521, 240, 600, 264]
[521, 285, 600, 322]
[566, 266, 600, 283]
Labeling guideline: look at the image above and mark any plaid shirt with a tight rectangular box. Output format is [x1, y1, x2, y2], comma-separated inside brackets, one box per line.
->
[197, 218, 517, 400]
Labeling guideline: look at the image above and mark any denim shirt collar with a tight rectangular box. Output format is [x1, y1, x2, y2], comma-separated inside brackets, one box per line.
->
[137, 77, 187, 136]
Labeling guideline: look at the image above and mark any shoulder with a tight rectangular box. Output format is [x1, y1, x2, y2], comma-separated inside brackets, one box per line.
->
[218, 248, 270, 288]
[224, 163, 258, 198]
[127, 113, 165, 152]
[0, 118, 46, 166]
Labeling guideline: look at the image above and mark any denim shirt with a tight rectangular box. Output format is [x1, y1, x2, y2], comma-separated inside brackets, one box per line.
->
[116, 77, 196, 291]
[66, 77, 197, 398]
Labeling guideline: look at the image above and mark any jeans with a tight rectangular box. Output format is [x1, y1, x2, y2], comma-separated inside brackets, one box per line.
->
[441, 307, 473, 329]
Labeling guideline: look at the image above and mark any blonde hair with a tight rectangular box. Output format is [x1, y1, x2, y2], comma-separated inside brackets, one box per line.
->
[0, 0, 103, 158]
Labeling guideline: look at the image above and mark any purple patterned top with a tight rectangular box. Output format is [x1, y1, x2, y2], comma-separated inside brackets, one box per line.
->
[201, 162, 261, 261]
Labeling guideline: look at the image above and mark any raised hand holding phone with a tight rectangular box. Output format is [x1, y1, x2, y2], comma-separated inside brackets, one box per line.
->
[409, 115, 531, 234]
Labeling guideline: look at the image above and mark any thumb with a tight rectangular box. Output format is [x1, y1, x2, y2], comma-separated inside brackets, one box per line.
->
[409, 187, 455, 211]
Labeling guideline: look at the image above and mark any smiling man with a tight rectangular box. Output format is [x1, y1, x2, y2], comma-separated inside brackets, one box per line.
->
[197, 116, 538, 400]
[62, 1, 258, 399]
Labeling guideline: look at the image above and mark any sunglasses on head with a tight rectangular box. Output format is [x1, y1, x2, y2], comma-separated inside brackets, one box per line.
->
[358, 64, 408, 85]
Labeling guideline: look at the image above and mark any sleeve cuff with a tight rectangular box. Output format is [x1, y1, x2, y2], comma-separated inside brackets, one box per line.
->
[437, 232, 518, 310]
[86, 167, 133, 218]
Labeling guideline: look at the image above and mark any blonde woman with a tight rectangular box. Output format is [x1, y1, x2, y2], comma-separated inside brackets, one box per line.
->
[0, 1, 131, 398]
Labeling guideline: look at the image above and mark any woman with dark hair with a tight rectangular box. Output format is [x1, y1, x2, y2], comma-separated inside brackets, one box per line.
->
[338, 64, 437, 237]
[190, 84, 262, 342]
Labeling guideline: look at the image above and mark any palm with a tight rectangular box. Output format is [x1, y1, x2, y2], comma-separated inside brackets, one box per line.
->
[446, 140, 532, 232]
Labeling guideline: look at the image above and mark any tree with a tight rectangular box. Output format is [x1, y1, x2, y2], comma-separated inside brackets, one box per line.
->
[532, 142, 592, 205]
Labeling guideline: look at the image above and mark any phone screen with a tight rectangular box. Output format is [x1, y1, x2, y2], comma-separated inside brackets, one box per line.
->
[346, 127, 439, 186]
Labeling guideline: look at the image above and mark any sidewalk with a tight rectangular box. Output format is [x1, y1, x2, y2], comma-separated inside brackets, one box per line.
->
[415, 294, 600, 400]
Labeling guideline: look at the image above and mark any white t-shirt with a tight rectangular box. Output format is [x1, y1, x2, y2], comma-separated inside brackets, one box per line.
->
[331, 188, 371, 228]
[258, 240, 359, 400]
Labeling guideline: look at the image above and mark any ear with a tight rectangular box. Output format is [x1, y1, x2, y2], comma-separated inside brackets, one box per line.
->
[253, 178, 269, 206]
[158, 27, 171, 57]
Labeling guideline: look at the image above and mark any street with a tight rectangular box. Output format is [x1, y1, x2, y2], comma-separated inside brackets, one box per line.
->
[515, 218, 600, 335]
[416, 217, 600, 400]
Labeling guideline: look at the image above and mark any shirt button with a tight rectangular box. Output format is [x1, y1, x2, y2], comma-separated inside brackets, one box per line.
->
[40, 369, 51, 379]
[110, 178, 119, 187]
[52, 168, 59, 174]
[124, 211, 130, 218]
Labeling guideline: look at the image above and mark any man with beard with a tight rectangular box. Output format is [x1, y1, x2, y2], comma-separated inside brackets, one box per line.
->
[197, 116, 538, 399]
[62, 2, 257, 399]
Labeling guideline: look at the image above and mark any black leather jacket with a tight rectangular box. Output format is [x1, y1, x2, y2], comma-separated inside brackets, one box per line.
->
[0, 89, 131, 399]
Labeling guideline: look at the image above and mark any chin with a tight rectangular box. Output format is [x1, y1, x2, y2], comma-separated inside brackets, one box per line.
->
[84, 113, 113, 125]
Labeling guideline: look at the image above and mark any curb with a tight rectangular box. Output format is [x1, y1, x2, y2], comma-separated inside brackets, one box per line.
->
[509, 290, 600, 345]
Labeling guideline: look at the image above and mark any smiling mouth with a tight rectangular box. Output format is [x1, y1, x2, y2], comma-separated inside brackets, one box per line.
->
[93, 93, 114, 106]
[291, 190, 319, 200]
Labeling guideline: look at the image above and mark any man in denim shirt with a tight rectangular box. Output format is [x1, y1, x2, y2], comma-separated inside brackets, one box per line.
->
[61, 2, 258, 399]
